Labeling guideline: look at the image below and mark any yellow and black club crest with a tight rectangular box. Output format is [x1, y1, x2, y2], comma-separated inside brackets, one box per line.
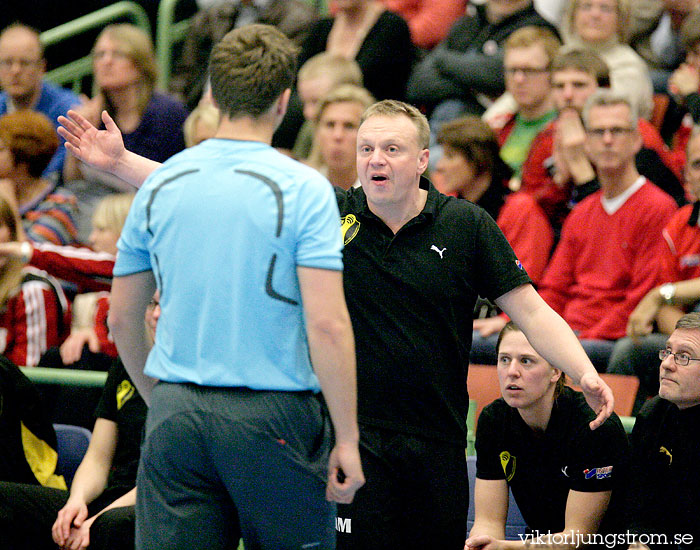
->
[500, 451, 516, 482]
[116, 380, 135, 410]
[341, 214, 361, 245]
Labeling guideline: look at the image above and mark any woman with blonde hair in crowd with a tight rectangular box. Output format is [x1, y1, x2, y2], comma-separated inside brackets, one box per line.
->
[561, 0, 653, 119]
[66, 23, 188, 172]
[306, 84, 375, 190]
[64, 24, 187, 239]
[0, 110, 78, 245]
[0, 192, 68, 367]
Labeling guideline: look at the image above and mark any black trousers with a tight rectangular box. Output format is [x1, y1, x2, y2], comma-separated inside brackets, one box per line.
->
[336, 426, 469, 550]
[0, 482, 134, 550]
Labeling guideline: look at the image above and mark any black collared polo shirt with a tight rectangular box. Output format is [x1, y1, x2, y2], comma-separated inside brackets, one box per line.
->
[476, 387, 629, 535]
[627, 397, 700, 547]
[335, 178, 531, 444]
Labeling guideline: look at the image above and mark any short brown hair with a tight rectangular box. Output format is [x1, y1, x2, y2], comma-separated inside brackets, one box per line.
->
[0, 110, 58, 177]
[550, 49, 610, 88]
[209, 24, 298, 119]
[504, 26, 561, 67]
[437, 115, 510, 180]
[361, 100, 430, 149]
[676, 312, 700, 331]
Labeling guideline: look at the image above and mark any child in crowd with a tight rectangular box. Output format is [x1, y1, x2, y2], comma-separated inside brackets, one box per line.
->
[0, 192, 68, 367]
[290, 52, 363, 160]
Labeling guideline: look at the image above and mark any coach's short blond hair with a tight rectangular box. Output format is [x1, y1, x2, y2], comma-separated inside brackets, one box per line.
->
[361, 100, 429, 149]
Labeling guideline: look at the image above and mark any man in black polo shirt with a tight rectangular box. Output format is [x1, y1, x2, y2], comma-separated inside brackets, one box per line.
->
[333, 100, 614, 549]
[55, 98, 614, 550]
[626, 312, 700, 549]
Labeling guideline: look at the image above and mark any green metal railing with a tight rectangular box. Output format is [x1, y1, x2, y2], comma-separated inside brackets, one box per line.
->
[155, 0, 329, 90]
[24, 366, 108, 387]
[41, 0, 329, 95]
[41, 1, 151, 93]
[155, 0, 192, 90]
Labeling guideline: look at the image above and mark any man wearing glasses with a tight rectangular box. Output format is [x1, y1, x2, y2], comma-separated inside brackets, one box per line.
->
[625, 312, 700, 549]
[608, 131, 700, 412]
[537, 89, 677, 371]
[0, 23, 79, 176]
[491, 25, 560, 183]
[518, 48, 685, 234]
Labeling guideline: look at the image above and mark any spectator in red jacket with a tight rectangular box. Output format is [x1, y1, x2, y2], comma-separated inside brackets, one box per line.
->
[0, 192, 68, 367]
[488, 26, 560, 182]
[0, 193, 133, 428]
[0, 193, 134, 371]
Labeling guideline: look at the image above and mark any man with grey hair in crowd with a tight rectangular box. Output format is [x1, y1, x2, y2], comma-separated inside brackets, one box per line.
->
[537, 90, 677, 370]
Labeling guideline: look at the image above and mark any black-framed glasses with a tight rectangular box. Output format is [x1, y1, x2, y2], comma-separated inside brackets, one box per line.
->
[504, 66, 550, 77]
[659, 349, 700, 367]
[586, 127, 634, 139]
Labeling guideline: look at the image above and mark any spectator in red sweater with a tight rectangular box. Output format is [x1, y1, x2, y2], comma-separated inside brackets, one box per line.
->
[520, 49, 686, 232]
[380, 0, 467, 50]
[537, 90, 677, 370]
[0, 193, 134, 428]
[0, 192, 68, 367]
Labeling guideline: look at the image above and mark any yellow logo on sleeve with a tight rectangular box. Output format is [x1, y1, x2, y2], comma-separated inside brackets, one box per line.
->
[500, 451, 516, 482]
[341, 214, 361, 245]
[659, 446, 672, 465]
[116, 380, 135, 410]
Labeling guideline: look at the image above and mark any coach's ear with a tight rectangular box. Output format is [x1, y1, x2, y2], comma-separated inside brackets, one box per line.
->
[417, 147, 429, 176]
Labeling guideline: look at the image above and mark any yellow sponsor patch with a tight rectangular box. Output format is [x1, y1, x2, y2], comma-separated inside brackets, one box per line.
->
[500, 451, 516, 482]
[116, 380, 135, 410]
[341, 214, 360, 245]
